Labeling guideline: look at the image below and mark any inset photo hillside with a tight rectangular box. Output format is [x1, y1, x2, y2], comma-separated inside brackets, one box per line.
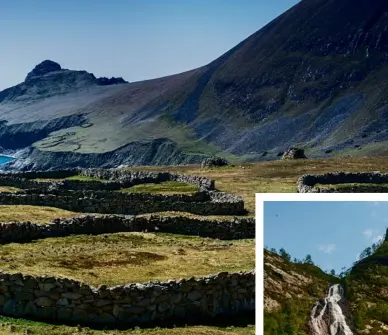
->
[257, 194, 388, 335]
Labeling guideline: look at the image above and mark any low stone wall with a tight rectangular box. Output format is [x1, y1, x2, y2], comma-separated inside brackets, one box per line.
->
[0, 168, 215, 191]
[0, 177, 122, 192]
[0, 190, 244, 216]
[0, 270, 255, 326]
[0, 168, 241, 215]
[0, 214, 255, 243]
[297, 172, 388, 193]
[80, 168, 215, 191]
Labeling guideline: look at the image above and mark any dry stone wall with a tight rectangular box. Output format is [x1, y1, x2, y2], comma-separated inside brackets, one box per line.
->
[0, 270, 255, 326]
[0, 214, 255, 243]
[0, 190, 244, 216]
[0, 168, 215, 191]
[0, 168, 254, 326]
[297, 172, 388, 193]
[0, 168, 242, 215]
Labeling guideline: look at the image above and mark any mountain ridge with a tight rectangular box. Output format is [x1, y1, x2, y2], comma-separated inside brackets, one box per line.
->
[3, 0, 388, 169]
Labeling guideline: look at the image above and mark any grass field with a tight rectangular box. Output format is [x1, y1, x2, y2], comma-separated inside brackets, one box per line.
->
[0, 186, 20, 193]
[34, 175, 106, 182]
[0, 205, 77, 223]
[0, 232, 254, 286]
[0, 316, 255, 335]
[120, 181, 199, 194]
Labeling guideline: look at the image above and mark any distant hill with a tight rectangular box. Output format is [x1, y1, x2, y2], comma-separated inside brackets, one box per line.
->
[4, 0, 388, 169]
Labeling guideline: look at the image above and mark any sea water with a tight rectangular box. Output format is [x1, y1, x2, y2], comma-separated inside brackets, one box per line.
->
[0, 155, 13, 165]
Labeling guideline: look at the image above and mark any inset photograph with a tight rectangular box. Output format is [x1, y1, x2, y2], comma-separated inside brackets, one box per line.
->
[259, 195, 388, 335]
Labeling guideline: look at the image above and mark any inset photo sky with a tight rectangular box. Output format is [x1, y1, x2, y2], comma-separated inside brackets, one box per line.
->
[263, 200, 388, 273]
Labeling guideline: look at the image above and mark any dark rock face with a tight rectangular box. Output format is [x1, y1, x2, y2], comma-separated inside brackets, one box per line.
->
[282, 148, 307, 160]
[96, 77, 128, 86]
[25, 60, 62, 81]
[21, 60, 127, 92]
[201, 156, 228, 168]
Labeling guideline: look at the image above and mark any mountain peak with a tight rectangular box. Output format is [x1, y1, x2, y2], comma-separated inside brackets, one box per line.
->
[25, 60, 62, 82]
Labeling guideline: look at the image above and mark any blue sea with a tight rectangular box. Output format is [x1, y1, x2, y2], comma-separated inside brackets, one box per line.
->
[0, 155, 13, 165]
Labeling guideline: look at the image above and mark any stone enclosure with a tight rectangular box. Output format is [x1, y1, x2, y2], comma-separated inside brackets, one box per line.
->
[297, 171, 388, 193]
[0, 168, 245, 216]
[0, 214, 255, 243]
[0, 168, 255, 327]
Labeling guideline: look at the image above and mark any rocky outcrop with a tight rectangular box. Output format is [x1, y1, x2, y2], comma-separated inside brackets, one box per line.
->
[25, 60, 62, 82]
[96, 77, 128, 86]
[282, 148, 307, 160]
[201, 156, 228, 168]
[24, 60, 128, 87]
[2, 139, 208, 171]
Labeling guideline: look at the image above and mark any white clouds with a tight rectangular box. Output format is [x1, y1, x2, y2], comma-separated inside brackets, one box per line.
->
[363, 229, 373, 238]
[371, 202, 381, 207]
[372, 235, 383, 244]
[317, 244, 337, 254]
[363, 228, 384, 244]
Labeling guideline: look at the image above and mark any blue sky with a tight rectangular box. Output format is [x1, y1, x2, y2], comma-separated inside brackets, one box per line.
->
[0, 0, 299, 90]
[264, 201, 388, 274]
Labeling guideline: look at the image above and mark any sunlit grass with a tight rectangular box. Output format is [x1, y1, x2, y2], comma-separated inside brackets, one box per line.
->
[120, 181, 199, 194]
[0, 186, 21, 193]
[0, 232, 255, 286]
[33, 175, 106, 182]
[0, 205, 77, 223]
[0, 316, 255, 335]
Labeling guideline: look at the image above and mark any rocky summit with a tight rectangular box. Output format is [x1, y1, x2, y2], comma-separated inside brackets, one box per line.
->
[25, 60, 62, 81]
[2, 0, 388, 170]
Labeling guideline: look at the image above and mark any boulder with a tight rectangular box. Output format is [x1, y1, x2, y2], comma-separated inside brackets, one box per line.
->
[201, 156, 228, 168]
[282, 148, 307, 160]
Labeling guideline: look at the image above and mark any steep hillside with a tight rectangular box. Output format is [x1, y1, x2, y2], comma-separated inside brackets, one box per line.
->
[264, 249, 338, 334]
[4, 0, 388, 169]
[265, 231, 388, 335]
[347, 235, 388, 334]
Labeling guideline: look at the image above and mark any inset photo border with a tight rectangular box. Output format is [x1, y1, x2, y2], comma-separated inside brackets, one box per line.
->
[256, 193, 388, 335]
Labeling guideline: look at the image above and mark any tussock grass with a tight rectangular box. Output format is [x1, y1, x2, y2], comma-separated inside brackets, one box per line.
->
[0, 186, 20, 193]
[120, 181, 199, 194]
[34, 175, 106, 182]
[0, 205, 77, 223]
[0, 316, 255, 335]
[0, 232, 254, 286]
